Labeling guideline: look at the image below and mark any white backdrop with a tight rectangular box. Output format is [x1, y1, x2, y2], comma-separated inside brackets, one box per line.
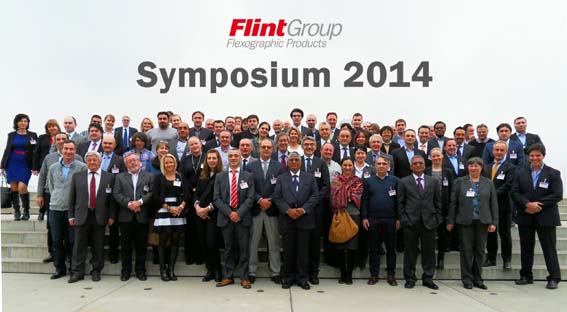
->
[1, 0, 566, 190]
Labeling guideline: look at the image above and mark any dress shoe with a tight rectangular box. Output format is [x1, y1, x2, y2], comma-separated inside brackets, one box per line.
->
[271, 275, 282, 284]
[474, 282, 488, 290]
[503, 261, 512, 270]
[67, 275, 84, 283]
[463, 283, 473, 289]
[423, 280, 439, 290]
[37, 212, 45, 221]
[91, 271, 101, 282]
[298, 282, 311, 290]
[42, 255, 53, 263]
[50, 272, 66, 280]
[515, 277, 533, 285]
[437, 259, 445, 270]
[216, 279, 234, 287]
[214, 272, 222, 283]
[404, 281, 415, 289]
[120, 274, 130, 282]
[241, 280, 252, 289]
[309, 275, 320, 285]
[249, 275, 256, 284]
[202, 271, 215, 282]
[367, 276, 378, 285]
[483, 259, 496, 267]
[282, 281, 292, 289]
[387, 274, 398, 286]
[136, 273, 147, 281]
[546, 280, 559, 289]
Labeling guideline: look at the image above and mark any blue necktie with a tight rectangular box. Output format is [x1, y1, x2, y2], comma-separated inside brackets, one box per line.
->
[243, 159, 248, 171]
[123, 128, 128, 147]
[292, 175, 299, 193]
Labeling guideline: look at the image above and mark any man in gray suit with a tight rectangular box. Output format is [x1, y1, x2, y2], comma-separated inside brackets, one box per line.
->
[239, 138, 257, 171]
[63, 116, 86, 145]
[366, 134, 395, 176]
[398, 155, 442, 290]
[168, 122, 190, 162]
[273, 152, 320, 290]
[213, 149, 255, 289]
[68, 151, 115, 283]
[112, 151, 154, 281]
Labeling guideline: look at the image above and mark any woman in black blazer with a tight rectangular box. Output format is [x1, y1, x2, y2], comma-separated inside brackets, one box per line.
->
[0, 114, 38, 220]
[193, 149, 224, 282]
[33, 119, 61, 172]
[448, 157, 498, 290]
[425, 147, 455, 269]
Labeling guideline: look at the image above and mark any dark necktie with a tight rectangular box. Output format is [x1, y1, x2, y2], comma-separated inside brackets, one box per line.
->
[281, 154, 287, 170]
[91, 142, 97, 151]
[292, 174, 299, 193]
[342, 147, 348, 160]
[89, 172, 96, 209]
[306, 158, 312, 171]
[243, 159, 248, 171]
[417, 177, 424, 193]
[372, 153, 377, 163]
[123, 129, 128, 146]
[457, 145, 462, 157]
[230, 170, 238, 209]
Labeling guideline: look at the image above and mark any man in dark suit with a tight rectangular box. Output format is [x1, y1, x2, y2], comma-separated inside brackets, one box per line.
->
[246, 140, 285, 284]
[315, 122, 333, 157]
[332, 129, 355, 163]
[77, 123, 104, 158]
[271, 132, 290, 170]
[189, 111, 214, 145]
[63, 116, 86, 145]
[453, 127, 474, 159]
[326, 112, 340, 143]
[168, 122, 191, 161]
[203, 120, 224, 152]
[511, 143, 563, 289]
[213, 149, 255, 289]
[443, 138, 468, 178]
[511, 116, 543, 154]
[290, 108, 310, 136]
[397, 155, 442, 290]
[303, 114, 320, 140]
[392, 129, 427, 179]
[301, 136, 330, 284]
[483, 123, 525, 167]
[416, 125, 433, 158]
[112, 151, 154, 281]
[482, 141, 515, 269]
[273, 152, 320, 290]
[428, 121, 449, 150]
[100, 134, 126, 264]
[114, 115, 138, 153]
[68, 151, 115, 283]
[366, 134, 395, 176]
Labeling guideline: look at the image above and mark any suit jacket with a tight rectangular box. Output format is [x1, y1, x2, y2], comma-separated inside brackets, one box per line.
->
[179, 152, 204, 191]
[428, 136, 449, 150]
[32, 134, 54, 171]
[330, 128, 339, 143]
[482, 160, 515, 215]
[246, 159, 285, 216]
[103, 154, 126, 174]
[448, 176, 499, 226]
[511, 165, 563, 226]
[168, 138, 190, 161]
[510, 132, 543, 154]
[301, 155, 330, 201]
[356, 163, 377, 179]
[365, 151, 395, 176]
[391, 147, 427, 178]
[213, 169, 255, 227]
[69, 170, 115, 226]
[332, 144, 355, 163]
[380, 141, 400, 155]
[442, 154, 468, 178]
[468, 138, 495, 159]
[112, 170, 154, 224]
[459, 143, 474, 160]
[425, 166, 455, 215]
[189, 127, 214, 143]
[69, 132, 87, 145]
[115, 127, 138, 149]
[1, 131, 39, 170]
[203, 137, 220, 153]
[77, 140, 104, 159]
[397, 174, 442, 229]
[483, 140, 525, 167]
[272, 171, 320, 230]
[301, 127, 319, 141]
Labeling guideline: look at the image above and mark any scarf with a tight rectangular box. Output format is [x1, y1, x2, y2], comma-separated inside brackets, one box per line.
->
[330, 174, 363, 213]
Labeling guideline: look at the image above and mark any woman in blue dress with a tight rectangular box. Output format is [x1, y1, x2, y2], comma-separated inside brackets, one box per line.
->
[1, 114, 38, 220]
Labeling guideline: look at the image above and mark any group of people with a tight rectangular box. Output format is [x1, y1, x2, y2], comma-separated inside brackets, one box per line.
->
[0, 109, 562, 291]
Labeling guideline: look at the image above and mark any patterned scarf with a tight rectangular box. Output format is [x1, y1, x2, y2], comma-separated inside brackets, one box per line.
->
[330, 174, 363, 213]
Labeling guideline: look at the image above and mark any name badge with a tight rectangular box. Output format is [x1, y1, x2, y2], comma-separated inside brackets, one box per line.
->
[442, 178, 449, 187]
[105, 186, 112, 193]
[111, 166, 119, 174]
[510, 152, 517, 159]
[459, 163, 465, 170]
[314, 169, 322, 178]
[388, 189, 396, 197]
[30, 139, 37, 145]
[271, 176, 277, 185]
[539, 181, 549, 189]
[496, 172, 505, 180]
[173, 180, 181, 187]
[165, 197, 177, 203]
[239, 181, 248, 189]
[143, 185, 149, 192]
[466, 189, 475, 197]
[200, 163, 204, 169]
[363, 172, 371, 179]
[201, 139, 207, 146]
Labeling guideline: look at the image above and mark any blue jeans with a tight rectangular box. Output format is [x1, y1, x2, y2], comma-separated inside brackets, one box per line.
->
[49, 210, 74, 273]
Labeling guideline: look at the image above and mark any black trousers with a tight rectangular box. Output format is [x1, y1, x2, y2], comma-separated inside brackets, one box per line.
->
[49, 210, 74, 274]
[205, 214, 222, 272]
[221, 221, 250, 280]
[368, 218, 397, 276]
[458, 221, 488, 284]
[518, 225, 561, 282]
[437, 219, 449, 258]
[403, 222, 436, 282]
[486, 210, 512, 262]
[43, 192, 54, 255]
[71, 210, 106, 276]
[184, 210, 205, 263]
[119, 220, 148, 275]
[282, 223, 311, 284]
[308, 203, 324, 276]
[108, 221, 120, 260]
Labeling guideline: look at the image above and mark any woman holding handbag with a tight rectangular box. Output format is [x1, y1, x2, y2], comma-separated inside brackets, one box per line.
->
[330, 157, 364, 284]
[152, 154, 188, 281]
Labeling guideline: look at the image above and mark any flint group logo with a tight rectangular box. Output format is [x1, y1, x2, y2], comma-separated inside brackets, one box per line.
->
[226, 18, 343, 50]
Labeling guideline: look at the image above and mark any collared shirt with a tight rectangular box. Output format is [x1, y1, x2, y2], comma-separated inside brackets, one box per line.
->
[436, 137, 445, 150]
[326, 160, 342, 181]
[176, 140, 188, 160]
[101, 152, 113, 172]
[87, 169, 102, 202]
[418, 141, 428, 153]
[516, 132, 527, 148]
[304, 156, 313, 171]
[278, 150, 289, 162]
[397, 137, 405, 147]
[354, 163, 369, 178]
[404, 146, 415, 164]
[457, 144, 464, 156]
[216, 145, 236, 170]
[90, 139, 102, 151]
[340, 145, 350, 158]
[413, 173, 425, 189]
[320, 138, 331, 146]
[531, 164, 545, 189]
[130, 171, 139, 200]
[61, 160, 74, 182]
[229, 168, 240, 193]
[447, 154, 459, 174]
[290, 170, 300, 191]
[67, 131, 76, 138]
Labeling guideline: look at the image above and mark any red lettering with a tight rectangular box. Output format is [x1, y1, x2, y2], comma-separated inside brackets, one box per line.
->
[229, 19, 246, 36]
[230, 18, 287, 37]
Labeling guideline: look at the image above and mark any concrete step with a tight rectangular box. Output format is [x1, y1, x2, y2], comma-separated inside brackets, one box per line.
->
[2, 257, 565, 281]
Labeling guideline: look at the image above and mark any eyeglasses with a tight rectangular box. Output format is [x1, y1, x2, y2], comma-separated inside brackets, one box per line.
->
[261, 146, 272, 149]
[288, 159, 300, 162]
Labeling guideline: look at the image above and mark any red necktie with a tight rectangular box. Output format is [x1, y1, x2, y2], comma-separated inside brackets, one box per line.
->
[281, 154, 287, 170]
[91, 142, 97, 151]
[417, 177, 424, 193]
[230, 170, 238, 209]
[89, 172, 96, 209]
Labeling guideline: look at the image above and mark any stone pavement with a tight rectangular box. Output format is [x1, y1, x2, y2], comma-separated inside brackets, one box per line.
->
[2, 273, 565, 312]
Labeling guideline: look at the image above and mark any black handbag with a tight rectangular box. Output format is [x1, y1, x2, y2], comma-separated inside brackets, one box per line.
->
[1, 173, 11, 208]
